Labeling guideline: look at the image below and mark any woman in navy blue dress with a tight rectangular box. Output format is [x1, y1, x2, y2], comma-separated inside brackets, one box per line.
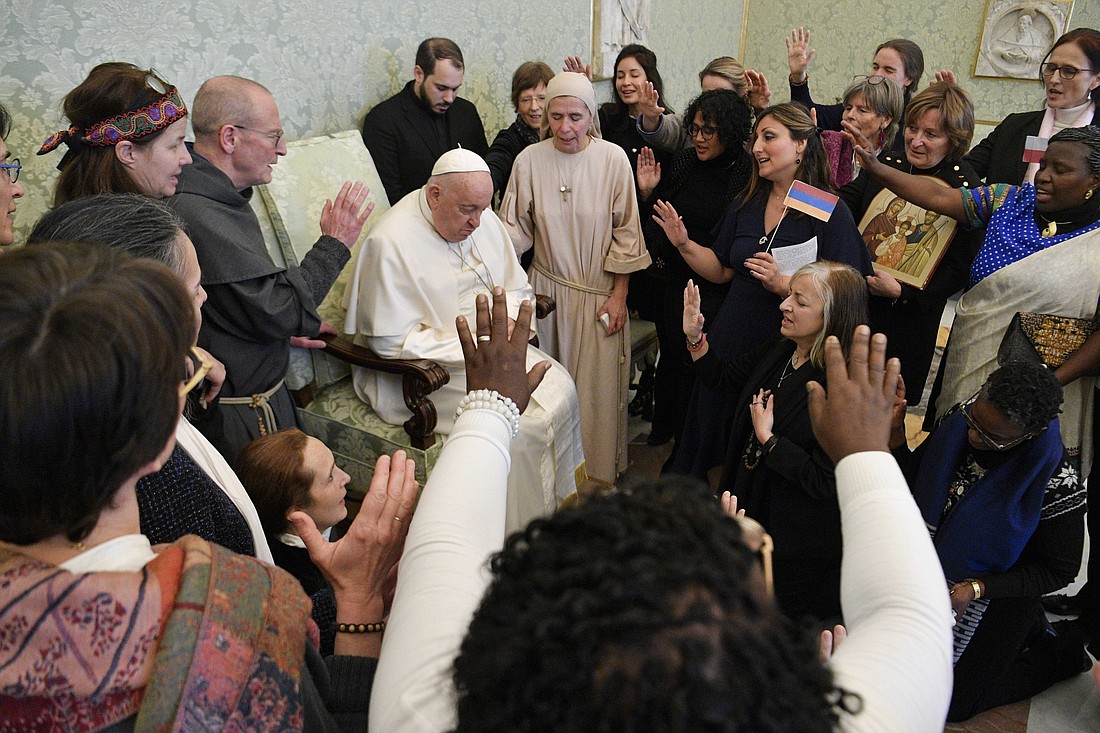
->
[653, 103, 871, 478]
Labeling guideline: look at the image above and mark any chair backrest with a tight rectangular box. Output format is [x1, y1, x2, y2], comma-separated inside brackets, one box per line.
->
[250, 130, 390, 390]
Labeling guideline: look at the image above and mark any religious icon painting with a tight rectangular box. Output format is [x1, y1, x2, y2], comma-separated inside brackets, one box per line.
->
[857, 177, 959, 290]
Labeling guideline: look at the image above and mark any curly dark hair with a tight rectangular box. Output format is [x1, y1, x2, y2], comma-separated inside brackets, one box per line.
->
[453, 476, 852, 733]
[1048, 125, 1100, 174]
[683, 89, 753, 154]
[982, 360, 1064, 433]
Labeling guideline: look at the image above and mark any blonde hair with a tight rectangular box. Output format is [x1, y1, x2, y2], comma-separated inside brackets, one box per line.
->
[789, 261, 868, 368]
[698, 57, 749, 96]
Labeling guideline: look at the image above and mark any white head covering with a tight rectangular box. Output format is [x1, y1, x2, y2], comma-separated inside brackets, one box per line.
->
[431, 148, 491, 175]
[542, 72, 602, 140]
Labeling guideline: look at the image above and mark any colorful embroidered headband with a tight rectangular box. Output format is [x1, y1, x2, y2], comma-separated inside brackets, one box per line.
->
[37, 87, 188, 155]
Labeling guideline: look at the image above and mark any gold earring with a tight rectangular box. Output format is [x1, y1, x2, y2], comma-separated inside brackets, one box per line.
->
[1087, 188, 1095, 201]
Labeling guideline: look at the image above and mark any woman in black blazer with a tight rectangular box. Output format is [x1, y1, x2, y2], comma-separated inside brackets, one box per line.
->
[965, 28, 1100, 184]
[682, 261, 869, 624]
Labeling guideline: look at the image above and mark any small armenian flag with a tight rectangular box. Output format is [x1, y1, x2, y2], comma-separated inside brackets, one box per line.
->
[1022, 135, 1048, 164]
[784, 180, 839, 222]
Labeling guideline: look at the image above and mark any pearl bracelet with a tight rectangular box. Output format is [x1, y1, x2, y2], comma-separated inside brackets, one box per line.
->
[455, 389, 521, 437]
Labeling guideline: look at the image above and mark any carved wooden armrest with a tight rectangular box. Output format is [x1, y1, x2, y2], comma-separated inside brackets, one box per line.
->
[316, 333, 450, 450]
[535, 294, 556, 319]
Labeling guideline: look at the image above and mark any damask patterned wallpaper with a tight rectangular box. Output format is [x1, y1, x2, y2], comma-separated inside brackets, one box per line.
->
[742, 0, 1100, 125]
[1, 0, 741, 242]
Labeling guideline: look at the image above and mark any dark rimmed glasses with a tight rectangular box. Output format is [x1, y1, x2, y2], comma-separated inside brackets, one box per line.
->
[687, 123, 718, 141]
[181, 346, 214, 397]
[959, 392, 1046, 451]
[0, 159, 20, 184]
[233, 125, 285, 147]
[1040, 63, 1095, 80]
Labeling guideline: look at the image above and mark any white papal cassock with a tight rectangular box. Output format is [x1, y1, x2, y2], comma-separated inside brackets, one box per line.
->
[344, 187, 584, 533]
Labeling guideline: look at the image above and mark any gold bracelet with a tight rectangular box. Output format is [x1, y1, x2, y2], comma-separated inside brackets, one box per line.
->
[967, 579, 982, 600]
[336, 621, 386, 634]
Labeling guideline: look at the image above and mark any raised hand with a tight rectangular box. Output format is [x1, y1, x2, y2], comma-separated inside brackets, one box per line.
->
[652, 199, 689, 248]
[744, 69, 773, 110]
[636, 146, 661, 200]
[720, 491, 746, 519]
[807, 325, 901, 462]
[638, 81, 665, 128]
[890, 373, 908, 450]
[683, 279, 704, 341]
[933, 69, 958, 86]
[563, 55, 593, 81]
[320, 180, 374, 248]
[785, 27, 815, 84]
[290, 450, 418, 607]
[456, 286, 550, 413]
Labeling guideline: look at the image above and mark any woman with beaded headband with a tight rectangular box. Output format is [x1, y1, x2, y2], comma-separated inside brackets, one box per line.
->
[39, 62, 191, 204]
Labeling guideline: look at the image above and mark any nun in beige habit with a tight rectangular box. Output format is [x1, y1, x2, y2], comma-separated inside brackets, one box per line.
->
[501, 72, 650, 483]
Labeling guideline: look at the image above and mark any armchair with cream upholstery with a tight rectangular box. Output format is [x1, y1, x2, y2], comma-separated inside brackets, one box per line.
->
[250, 130, 446, 494]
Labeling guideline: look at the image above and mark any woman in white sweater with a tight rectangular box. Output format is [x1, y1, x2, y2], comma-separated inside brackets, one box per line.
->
[372, 302, 954, 733]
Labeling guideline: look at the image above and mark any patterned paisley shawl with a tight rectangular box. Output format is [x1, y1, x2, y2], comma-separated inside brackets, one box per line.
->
[0, 535, 314, 732]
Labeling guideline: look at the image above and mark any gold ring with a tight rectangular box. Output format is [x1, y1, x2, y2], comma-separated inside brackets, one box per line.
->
[477, 335, 491, 343]
[394, 516, 404, 523]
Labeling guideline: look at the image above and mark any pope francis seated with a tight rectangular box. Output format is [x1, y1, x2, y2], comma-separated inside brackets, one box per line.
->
[345, 149, 584, 531]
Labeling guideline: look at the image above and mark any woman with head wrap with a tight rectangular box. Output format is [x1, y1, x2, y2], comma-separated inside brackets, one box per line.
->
[39, 63, 192, 204]
[500, 72, 651, 484]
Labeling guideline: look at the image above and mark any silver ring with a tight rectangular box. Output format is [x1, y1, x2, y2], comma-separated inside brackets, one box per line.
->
[477, 335, 491, 343]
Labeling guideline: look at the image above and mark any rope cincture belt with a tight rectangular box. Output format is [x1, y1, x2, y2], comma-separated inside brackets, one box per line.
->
[531, 260, 613, 297]
[218, 378, 285, 437]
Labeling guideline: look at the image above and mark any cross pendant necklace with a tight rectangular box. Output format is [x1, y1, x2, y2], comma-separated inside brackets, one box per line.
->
[559, 184, 572, 201]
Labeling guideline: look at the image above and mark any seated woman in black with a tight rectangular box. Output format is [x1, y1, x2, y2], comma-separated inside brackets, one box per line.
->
[237, 427, 351, 656]
[682, 260, 868, 623]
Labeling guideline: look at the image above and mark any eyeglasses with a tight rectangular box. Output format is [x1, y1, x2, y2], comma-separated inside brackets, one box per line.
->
[958, 392, 1046, 451]
[687, 123, 718, 141]
[852, 74, 888, 85]
[1040, 63, 1096, 80]
[233, 125, 285, 147]
[733, 514, 774, 597]
[0, 159, 20, 184]
[181, 346, 214, 397]
[517, 94, 546, 106]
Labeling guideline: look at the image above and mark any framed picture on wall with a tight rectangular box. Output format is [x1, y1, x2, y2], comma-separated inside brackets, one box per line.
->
[591, 0, 651, 80]
[974, 0, 1075, 80]
[857, 179, 960, 290]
